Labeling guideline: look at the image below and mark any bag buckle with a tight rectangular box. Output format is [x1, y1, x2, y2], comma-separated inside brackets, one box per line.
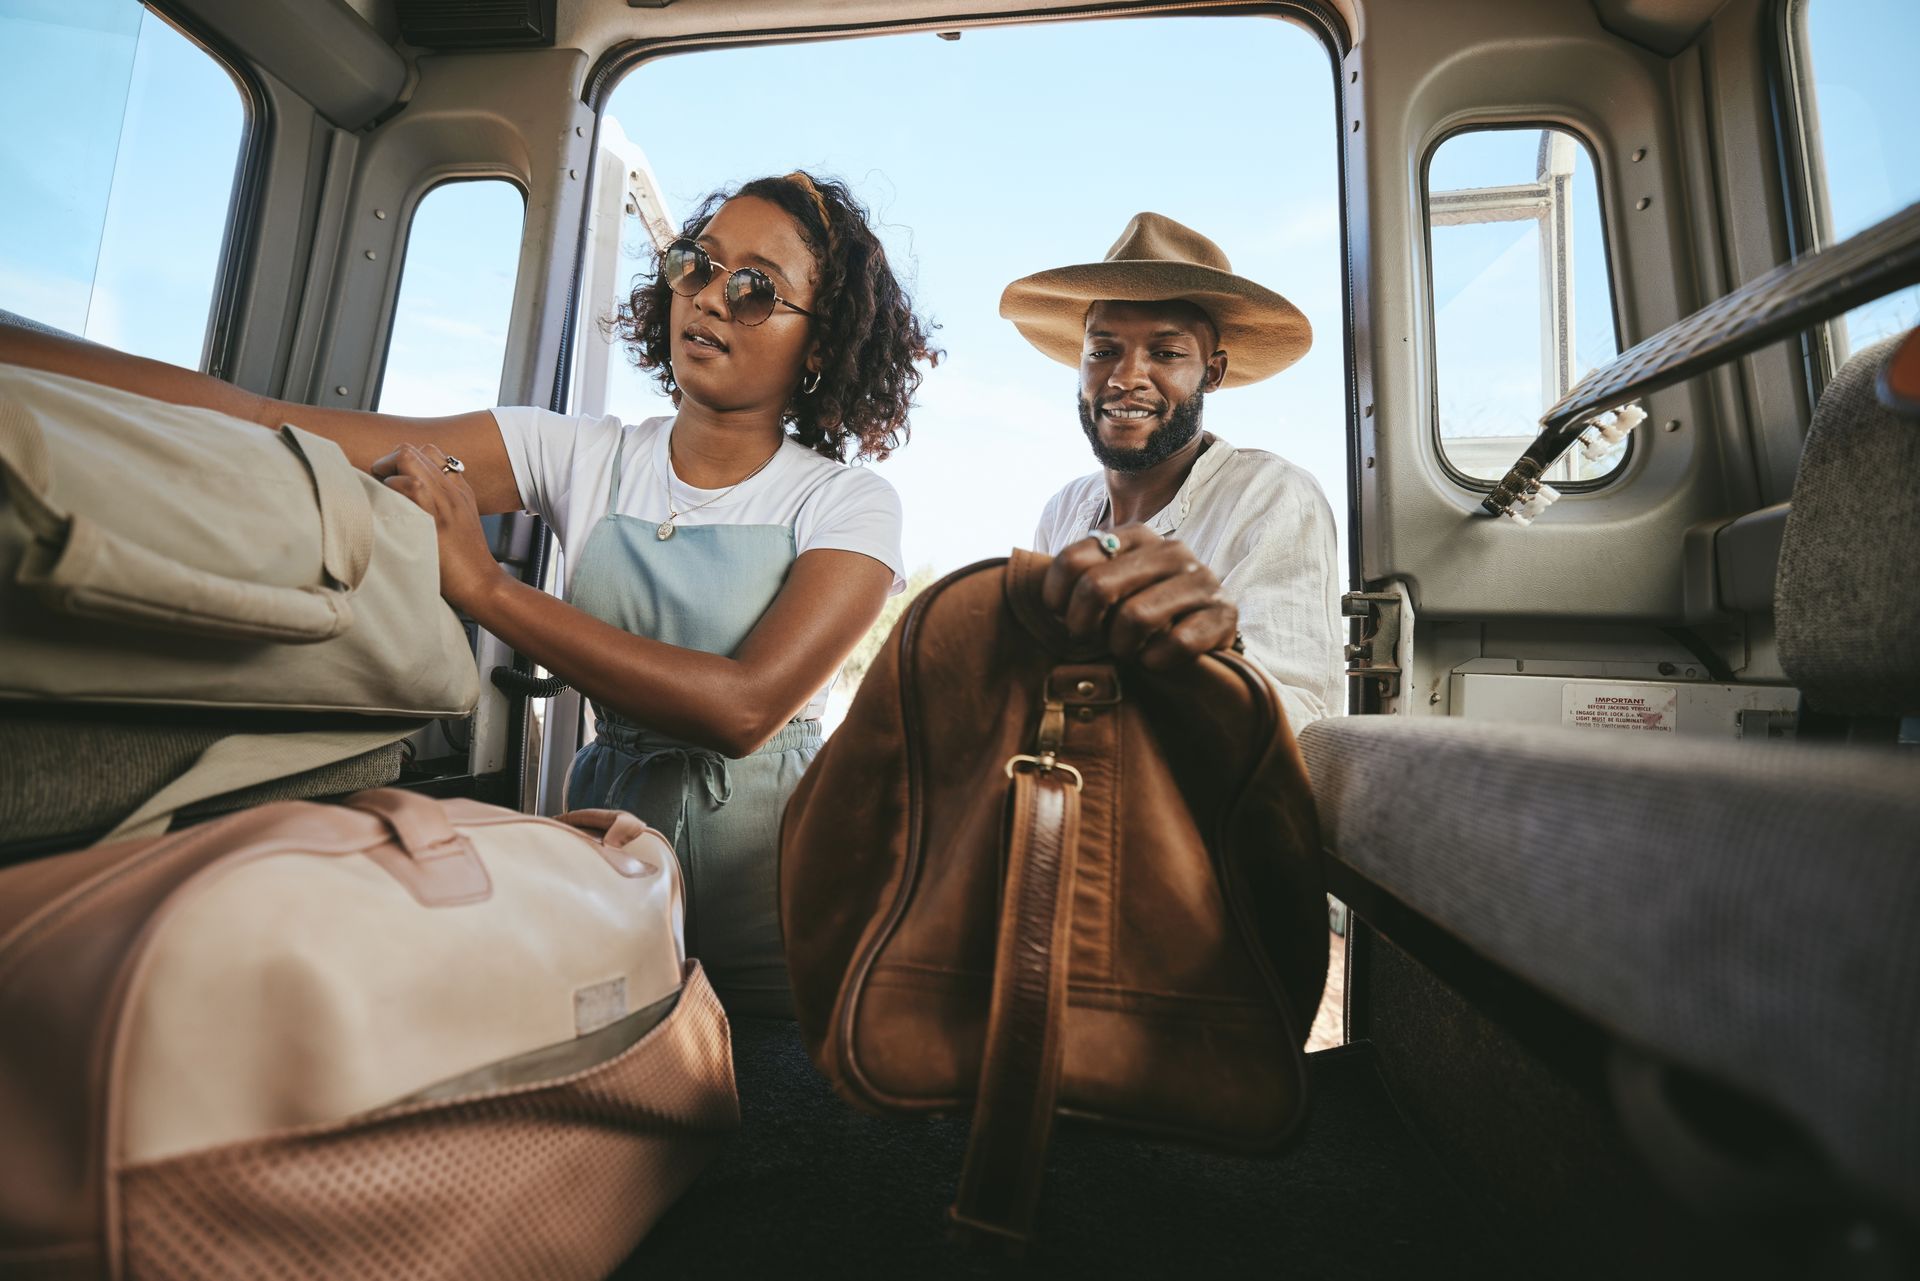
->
[1003, 753, 1083, 790]
[1004, 697, 1083, 789]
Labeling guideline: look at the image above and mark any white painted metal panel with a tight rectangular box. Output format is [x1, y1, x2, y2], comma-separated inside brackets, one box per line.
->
[1448, 672, 1796, 739]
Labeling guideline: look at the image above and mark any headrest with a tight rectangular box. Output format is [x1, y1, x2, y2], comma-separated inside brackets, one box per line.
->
[1775, 334, 1920, 716]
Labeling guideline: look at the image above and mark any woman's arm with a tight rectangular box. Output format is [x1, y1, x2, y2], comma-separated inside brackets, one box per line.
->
[381, 443, 893, 757]
[0, 324, 524, 515]
[478, 551, 890, 757]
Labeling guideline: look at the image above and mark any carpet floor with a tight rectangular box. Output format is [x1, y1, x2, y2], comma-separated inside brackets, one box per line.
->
[619, 1018, 1522, 1279]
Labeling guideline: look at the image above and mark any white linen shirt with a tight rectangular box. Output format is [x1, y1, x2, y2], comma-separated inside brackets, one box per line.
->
[1032, 437, 1343, 729]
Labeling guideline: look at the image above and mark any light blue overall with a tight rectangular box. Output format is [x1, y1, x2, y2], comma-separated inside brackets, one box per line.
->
[564, 431, 818, 1018]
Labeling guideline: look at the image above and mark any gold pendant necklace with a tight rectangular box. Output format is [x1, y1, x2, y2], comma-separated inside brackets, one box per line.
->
[656, 429, 783, 541]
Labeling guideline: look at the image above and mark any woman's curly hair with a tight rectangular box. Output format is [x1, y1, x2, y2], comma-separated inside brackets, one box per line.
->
[611, 173, 940, 463]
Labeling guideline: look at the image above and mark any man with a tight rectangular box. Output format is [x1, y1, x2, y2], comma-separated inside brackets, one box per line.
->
[1001, 212, 1343, 728]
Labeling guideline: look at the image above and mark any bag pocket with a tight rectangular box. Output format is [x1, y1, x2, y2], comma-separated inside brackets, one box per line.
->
[4, 420, 373, 644]
[115, 963, 739, 1281]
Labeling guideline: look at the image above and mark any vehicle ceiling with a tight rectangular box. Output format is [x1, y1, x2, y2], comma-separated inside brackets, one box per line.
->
[338, 0, 1734, 64]
[333, 0, 1340, 62]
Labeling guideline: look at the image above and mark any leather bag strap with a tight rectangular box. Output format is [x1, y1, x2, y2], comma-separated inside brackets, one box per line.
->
[948, 763, 1082, 1248]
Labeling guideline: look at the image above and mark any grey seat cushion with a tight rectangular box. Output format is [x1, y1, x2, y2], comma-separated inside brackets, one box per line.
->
[0, 717, 406, 846]
[1299, 714, 1920, 1219]
[1776, 333, 1920, 716]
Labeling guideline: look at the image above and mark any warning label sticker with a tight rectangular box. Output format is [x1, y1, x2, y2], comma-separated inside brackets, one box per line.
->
[1561, 683, 1677, 733]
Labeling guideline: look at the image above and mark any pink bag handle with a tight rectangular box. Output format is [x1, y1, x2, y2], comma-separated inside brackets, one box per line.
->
[344, 788, 491, 907]
[557, 808, 674, 878]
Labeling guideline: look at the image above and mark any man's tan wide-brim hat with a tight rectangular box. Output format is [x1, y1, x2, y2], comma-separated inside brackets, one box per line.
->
[999, 212, 1311, 389]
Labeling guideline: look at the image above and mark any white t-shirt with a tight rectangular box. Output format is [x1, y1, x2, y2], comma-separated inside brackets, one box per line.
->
[491, 407, 905, 720]
[1033, 436, 1343, 732]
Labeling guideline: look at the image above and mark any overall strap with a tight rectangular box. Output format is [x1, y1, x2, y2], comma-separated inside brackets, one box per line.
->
[605, 424, 630, 518]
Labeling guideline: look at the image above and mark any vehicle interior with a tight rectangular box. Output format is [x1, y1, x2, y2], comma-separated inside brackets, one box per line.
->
[1, 0, 1915, 1276]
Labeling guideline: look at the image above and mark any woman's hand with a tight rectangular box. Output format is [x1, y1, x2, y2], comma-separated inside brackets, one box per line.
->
[372, 443, 507, 615]
[1041, 525, 1238, 670]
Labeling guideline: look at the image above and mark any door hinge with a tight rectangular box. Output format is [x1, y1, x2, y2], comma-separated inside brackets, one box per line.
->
[1342, 591, 1403, 698]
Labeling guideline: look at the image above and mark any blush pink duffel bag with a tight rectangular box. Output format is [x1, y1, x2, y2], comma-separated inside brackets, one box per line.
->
[0, 789, 738, 1280]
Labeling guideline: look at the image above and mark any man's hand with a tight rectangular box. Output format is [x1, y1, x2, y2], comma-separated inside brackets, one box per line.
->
[372, 443, 508, 615]
[1041, 525, 1238, 670]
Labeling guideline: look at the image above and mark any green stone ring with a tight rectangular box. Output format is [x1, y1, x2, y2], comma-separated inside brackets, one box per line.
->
[1092, 531, 1122, 558]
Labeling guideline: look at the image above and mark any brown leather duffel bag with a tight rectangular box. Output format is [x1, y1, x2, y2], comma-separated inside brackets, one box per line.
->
[781, 550, 1327, 1245]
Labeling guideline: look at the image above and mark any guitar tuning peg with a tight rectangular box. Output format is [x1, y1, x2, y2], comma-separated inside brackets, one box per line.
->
[1511, 481, 1561, 525]
[1598, 403, 1646, 443]
[1579, 427, 1612, 462]
[1578, 402, 1646, 463]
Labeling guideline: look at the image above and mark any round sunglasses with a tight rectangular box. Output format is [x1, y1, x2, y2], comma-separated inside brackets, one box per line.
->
[663, 238, 815, 327]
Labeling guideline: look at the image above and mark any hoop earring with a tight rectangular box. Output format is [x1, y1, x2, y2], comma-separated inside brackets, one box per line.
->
[799, 370, 821, 396]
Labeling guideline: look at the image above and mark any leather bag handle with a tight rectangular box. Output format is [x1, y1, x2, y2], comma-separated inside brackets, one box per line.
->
[343, 788, 491, 908]
[947, 763, 1082, 1248]
[1002, 548, 1104, 660]
[557, 807, 678, 879]
[0, 399, 374, 643]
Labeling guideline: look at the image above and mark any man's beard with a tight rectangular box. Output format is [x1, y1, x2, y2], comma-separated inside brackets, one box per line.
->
[1077, 387, 1206, 473]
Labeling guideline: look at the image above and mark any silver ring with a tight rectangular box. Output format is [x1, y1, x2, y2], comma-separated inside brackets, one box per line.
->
[1092, 531, 1122, 558]
[441, 454, 465, 475]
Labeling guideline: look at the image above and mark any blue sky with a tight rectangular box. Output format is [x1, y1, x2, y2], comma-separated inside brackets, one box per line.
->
[1803, 0, 1920, 355]
[3, 0, 1916, 578]
[379, 182, 526, 416]
[0, 1, 241, 367]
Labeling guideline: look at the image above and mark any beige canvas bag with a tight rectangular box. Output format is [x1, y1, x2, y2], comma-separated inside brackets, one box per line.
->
[0, 364, 481, 838]
[0, 790, 739, 1280]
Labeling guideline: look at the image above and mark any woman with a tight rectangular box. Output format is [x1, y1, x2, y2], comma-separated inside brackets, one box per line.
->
[1, 171, 939, 1017]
